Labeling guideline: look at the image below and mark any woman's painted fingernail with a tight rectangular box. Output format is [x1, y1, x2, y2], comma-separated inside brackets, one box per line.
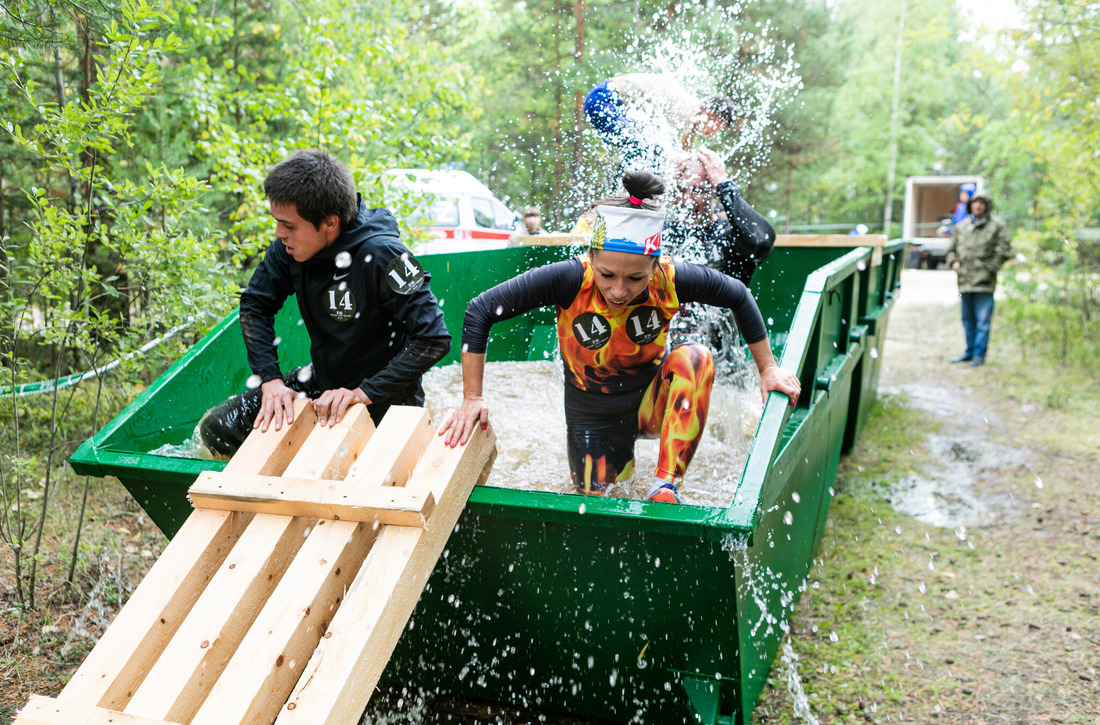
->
[481, 424, 487, 430]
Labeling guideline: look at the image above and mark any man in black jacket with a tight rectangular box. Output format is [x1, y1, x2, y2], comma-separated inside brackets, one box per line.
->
[200, 150, 451, 457]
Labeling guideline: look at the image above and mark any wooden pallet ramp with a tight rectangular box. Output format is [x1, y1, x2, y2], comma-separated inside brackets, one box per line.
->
[17, 403, 496, 725]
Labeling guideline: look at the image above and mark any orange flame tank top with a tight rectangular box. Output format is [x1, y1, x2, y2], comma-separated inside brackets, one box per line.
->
[556, 254, 681, 394]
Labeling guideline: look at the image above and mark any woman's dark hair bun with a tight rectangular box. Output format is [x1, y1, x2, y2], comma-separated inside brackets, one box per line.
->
[621, 169, 665, 205]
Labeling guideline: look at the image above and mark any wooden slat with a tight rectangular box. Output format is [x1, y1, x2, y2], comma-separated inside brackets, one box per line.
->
[222, 399, 319, 476]
[774, 233, 886, 248]
[188, 471, 435, 526]
[122, 405, 375, 723]
[282, 403, 377, 480]
[517, 232, 889, 250]
[275, 421, 497, 724]
[516, 232, 587, 247]
[57, 400, 317, 710]
[344, 405, 435, 485]
[15, 695, 181, 725]
[188, 406, 439, 724]
[189, 518, 375, 725]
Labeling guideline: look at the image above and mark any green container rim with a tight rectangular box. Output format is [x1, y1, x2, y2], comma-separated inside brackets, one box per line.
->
[70, 242, 904, 541]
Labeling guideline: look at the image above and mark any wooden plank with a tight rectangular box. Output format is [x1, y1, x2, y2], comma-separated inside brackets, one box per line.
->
[14, 695, 181, 725]
[516, 232, 587, 247]
[121, 404, 375, 724]
[517, 233, 889, 251]
[122, 515, 314, 722]
[282, 403, 377, 480]
[344, 405, 435, 486]
[188, 471, 436, 526]
[189, 518, 376, 724]
[188, 406, 438, 724]
[275, 421, 497, 724]
[774, 234, 886, 249]
[222, 398, 319, 476]
[57, 400, 317, 710]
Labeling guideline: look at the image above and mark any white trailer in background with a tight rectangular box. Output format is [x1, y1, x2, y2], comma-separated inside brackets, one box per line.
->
[903, 174, 985, 268]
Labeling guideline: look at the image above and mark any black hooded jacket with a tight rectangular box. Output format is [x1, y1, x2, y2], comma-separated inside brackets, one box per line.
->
[239, 195, 451, 405]
[664, 180, 776, 285]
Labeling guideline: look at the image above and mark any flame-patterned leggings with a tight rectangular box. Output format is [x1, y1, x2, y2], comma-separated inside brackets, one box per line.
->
[564, 343, 715, 494]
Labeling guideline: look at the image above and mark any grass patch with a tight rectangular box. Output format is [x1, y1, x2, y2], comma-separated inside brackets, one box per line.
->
[753, 297, 1100, 723]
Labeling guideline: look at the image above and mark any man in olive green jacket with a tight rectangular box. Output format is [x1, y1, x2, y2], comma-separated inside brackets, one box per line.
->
[944, 189, 1012, 367]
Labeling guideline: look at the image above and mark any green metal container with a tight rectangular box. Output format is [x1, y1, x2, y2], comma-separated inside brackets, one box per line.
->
[69, 241, 904, 724]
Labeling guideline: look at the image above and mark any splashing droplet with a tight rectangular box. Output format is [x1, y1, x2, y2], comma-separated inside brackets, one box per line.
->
[246, 374, 262, 389]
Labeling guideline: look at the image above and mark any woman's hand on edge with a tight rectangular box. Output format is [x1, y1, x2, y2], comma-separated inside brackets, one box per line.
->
[758, 364, 801, 407]
[438, 394, 489, 448]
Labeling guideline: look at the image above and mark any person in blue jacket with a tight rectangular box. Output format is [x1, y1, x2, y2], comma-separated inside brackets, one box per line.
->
[199, 150, 451, 457]
[583, 73, 737, 172]
[953, 183, 977, 226]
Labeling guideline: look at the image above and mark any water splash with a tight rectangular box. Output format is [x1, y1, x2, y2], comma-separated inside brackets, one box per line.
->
[780, 639, 820, 725]
[149, 426, 217, 460]
[494, 0, 801, 231]
[424, 360, 760, 507]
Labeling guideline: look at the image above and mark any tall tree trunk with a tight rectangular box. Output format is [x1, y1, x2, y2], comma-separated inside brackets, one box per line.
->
[552, 0, 565, 213]
[0, 157, 8, 360]
[785, 163, 793, 234]
[79, 13, 97, 205]
[571, 0, 585, 175]
[0, 157, 6, 250]
[882, 0, 906, 236]
[53, 44, 66, 108]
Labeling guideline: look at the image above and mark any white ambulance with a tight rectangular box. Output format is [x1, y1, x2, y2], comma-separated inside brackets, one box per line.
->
[383, 168, 522, 255]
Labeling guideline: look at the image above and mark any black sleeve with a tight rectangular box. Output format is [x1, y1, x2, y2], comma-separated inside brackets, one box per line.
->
[360, 240, 451, 402]
[462, 259, 585, 355]
[716, 180, 776, 263]
[673, 261, 768, 344]
[239, 242, 295, 383]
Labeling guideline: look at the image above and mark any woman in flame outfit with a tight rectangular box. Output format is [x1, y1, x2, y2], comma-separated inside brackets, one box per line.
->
[440, 171, 800, 503]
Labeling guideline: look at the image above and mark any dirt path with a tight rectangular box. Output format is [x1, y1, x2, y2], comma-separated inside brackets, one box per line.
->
[754, 269, 1100, 724]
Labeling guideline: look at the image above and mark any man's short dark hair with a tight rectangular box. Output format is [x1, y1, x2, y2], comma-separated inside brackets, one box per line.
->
[264, 149, 357, 230]
[702, 95, 736, 125]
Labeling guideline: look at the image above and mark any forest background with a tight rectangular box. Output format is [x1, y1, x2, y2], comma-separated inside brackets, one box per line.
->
[0, 0, 1096, 680]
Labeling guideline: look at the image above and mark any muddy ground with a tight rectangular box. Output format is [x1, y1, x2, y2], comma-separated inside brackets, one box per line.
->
[2, 269, 1097, 724]
[753, 269, 1100, 724]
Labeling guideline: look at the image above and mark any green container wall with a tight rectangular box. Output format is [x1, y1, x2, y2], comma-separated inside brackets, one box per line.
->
[68, 241, 905, 724]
